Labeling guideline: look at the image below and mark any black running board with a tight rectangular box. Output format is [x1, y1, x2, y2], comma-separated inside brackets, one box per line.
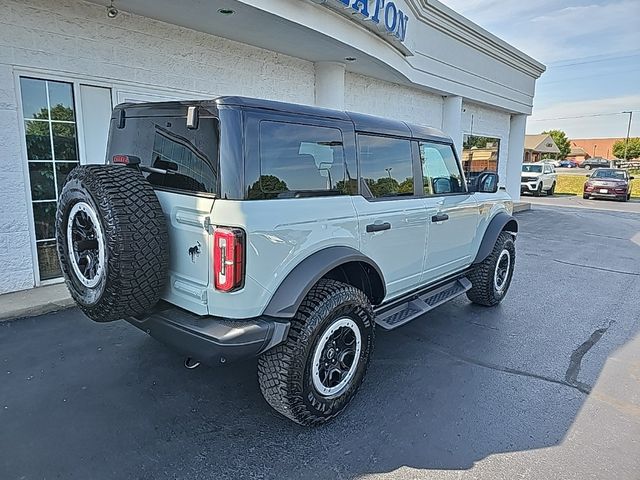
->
[374, 278, 472, 330]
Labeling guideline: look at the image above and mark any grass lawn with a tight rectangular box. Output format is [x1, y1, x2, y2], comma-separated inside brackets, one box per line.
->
[556, 174, 640, 198]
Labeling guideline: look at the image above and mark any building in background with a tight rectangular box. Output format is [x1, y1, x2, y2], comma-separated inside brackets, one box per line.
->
[567, 147, 590, 164]
[0, 0, 545, 294]
[570, 138, 625, 161]
[523, 134, 561, 162]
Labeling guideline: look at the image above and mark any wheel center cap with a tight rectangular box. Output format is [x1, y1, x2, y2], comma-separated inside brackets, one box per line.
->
[326, 348, 336, 360]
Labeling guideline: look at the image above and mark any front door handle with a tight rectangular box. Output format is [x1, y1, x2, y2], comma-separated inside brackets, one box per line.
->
[432, 213, 450, 223]
[366, 222, 391, 233]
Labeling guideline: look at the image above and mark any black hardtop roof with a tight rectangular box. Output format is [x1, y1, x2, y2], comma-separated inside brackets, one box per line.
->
[217, 96, 449, 141]
[115, 96, 450, 142]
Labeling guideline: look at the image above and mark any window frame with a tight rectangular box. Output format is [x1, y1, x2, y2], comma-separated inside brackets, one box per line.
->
[355, 132, 421, 202]
[416, 138, 470, 198]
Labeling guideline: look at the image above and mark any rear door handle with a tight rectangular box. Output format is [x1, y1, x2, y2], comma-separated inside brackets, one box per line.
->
[431, 213, 449, 223]
[366, 222, 391, 233]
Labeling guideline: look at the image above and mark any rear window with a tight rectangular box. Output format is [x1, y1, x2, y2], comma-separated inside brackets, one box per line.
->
[108, 113, 219, 195]
[250, 121, 354, 199]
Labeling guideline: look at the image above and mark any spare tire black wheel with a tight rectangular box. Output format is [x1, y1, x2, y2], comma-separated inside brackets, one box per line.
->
[56, 165, 169, 322]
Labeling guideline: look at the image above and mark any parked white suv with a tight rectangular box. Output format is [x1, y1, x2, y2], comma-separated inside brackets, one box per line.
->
[55, 97, 518, 426]
[521, 162, 557, 196]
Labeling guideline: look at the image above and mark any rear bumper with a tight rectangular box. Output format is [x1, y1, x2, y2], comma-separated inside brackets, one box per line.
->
[126, 305, 290, 365]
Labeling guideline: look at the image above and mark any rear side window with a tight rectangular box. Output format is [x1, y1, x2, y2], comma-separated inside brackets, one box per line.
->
[419, 141, 465, 195]
[108, 114, 219, 195]
[251, 121, 354, 199]
[357, 135, 414, 198]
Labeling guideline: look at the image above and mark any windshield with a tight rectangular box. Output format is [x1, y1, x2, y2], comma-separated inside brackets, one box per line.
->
[108, 110, 219, 195]
[522, 164, 542, 173]
[592, 169, 626, 180]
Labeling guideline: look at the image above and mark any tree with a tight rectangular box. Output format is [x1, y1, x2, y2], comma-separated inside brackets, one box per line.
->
[612, 138, 640, 160]
[542, 130, 571, 160]
[247, 175, 288, 199]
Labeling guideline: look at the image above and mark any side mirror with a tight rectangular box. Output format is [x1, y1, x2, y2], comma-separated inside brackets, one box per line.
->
[586, 174, 591, 177]
[630, 176, 635, 180]
[470, 172, 499, 193]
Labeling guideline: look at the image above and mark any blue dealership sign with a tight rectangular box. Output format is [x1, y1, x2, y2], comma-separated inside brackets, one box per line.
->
[336, 0, 409, 42]
[319, 0, 413, 55]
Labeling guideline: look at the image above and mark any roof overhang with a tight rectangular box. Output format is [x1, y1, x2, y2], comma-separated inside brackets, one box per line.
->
[86, 0, 546, 114]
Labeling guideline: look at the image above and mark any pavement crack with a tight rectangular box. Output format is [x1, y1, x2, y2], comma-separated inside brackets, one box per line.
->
[565, 322, 614, 394]
[553, 259, 640, 277]
[583, 232, 627, 241]
[400, 331, 587, 394]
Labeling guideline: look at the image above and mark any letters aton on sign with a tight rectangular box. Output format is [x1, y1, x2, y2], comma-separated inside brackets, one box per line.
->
[336, 0, 409, 42]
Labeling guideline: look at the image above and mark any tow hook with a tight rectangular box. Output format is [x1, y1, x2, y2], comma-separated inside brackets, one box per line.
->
[184, 357, 201, 369]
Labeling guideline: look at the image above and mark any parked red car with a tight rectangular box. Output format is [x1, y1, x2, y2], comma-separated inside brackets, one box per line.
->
[583, 169, 634, 202]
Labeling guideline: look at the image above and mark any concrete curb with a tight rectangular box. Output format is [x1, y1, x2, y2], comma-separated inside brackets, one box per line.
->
[0, 283, 74, 322]
[513, 202, 531, 213]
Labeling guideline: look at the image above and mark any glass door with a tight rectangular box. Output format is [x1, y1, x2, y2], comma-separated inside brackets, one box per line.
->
[20, 77, 80, 281]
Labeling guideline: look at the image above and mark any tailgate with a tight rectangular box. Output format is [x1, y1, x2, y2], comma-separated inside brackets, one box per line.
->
[155, 190, 214, 315]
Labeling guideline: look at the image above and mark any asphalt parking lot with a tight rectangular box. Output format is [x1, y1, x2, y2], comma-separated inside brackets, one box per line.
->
[1, 206, 639, 480]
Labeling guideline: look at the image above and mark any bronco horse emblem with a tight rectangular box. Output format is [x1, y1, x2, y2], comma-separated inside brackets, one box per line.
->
[188, 242, 201, 263]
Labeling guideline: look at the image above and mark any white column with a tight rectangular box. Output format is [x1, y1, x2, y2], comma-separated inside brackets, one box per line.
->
[442, 95, 463, 157]
[314, 62, 345, 110]
[507, 114, 527, 201]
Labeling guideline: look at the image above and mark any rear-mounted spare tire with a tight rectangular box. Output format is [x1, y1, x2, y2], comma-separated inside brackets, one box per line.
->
[56, 165, 169, 322]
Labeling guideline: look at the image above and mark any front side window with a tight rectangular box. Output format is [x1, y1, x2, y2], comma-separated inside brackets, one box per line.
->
[420, 142, 465, 195]
[20, 77, 80, 281]
[251, 122, 353, 199]
[358, 135, 414, 198]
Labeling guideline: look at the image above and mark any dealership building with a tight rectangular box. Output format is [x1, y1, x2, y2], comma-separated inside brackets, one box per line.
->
[0, 0, 545, 294]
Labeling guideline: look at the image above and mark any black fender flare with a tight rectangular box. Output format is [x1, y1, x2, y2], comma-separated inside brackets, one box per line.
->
[262, 246, 386, 318]
[473, 212, 518, 264]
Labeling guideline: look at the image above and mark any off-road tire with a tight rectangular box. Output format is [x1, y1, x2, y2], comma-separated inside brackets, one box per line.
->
[547, 182, 556, 196]
[466, 232, 515, 307]
[258, 279, 375, 426]
[56, 165, 168, 322]
[583, 194, 589, 199]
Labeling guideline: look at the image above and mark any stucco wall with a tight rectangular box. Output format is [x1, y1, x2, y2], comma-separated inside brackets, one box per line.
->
[345, 73, 444, 128]
[0, 64, 35, 294]
[462, 101, 512, 184]
[0, 0, 316, 294]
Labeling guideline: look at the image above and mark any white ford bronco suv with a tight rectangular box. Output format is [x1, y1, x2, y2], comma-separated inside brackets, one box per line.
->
[56, 97, 517, 426]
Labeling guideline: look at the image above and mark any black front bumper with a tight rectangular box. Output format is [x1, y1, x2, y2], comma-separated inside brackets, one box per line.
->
[126, 305, 290, 365]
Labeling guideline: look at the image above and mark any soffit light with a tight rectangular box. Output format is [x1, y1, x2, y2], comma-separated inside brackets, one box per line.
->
[106, 1, 118, 18]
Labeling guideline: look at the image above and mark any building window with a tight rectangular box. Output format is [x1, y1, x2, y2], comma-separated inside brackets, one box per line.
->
[357, 135, 414, 198]
[461, 135, 500, 184]
[20, 77, 79, 281]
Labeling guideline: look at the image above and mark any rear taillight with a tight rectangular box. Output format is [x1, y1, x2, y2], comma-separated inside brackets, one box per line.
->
[213, 227, 245, 292]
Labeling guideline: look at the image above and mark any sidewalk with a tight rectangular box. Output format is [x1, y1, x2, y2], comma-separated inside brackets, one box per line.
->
[0, 283, 74, 321]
